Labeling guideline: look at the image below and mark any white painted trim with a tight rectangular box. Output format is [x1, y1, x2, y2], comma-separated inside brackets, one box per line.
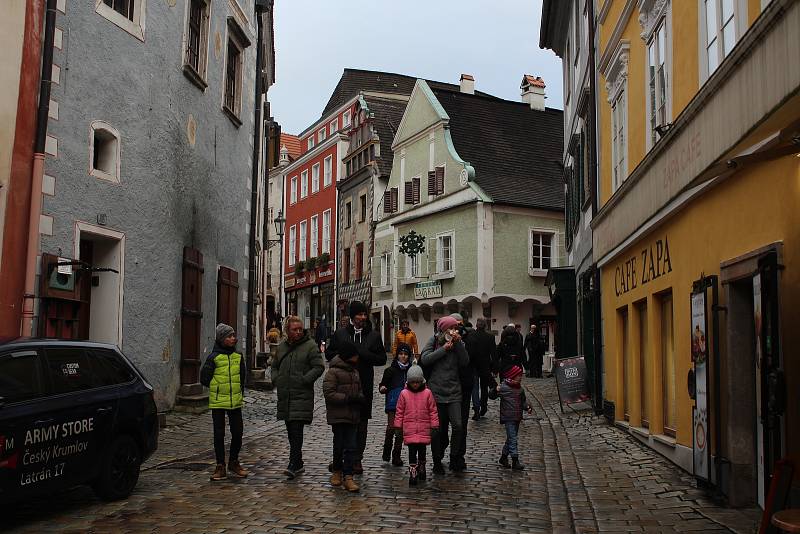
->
[95, 0, 146, 42]
[528, 227, 558, 274]
[492, 204, 565, 219]
[381, 187, 478, 226]
[434, 230, 455, 277]
[74, 221, 125, 348]
[393, 291, 550, 310]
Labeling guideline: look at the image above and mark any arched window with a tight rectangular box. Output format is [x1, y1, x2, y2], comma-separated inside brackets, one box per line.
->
[89, 121, 121, 183]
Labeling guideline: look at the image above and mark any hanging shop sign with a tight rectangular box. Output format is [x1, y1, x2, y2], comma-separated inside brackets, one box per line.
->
[614, 237, 673, 297]
[414, 280, 442, 300]
[690, 286, 710, 482]
[554, 356, 591, 412]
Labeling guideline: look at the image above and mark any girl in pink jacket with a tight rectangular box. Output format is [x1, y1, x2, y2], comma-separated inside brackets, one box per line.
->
[394, 364, 439, 486]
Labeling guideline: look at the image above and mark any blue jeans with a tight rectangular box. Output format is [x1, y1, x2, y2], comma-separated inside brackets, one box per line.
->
[331, 423, 358, 475]
[502, 421, 520, 458]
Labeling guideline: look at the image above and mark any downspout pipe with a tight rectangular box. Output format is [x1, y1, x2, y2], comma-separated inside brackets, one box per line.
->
[22, 0, 57, 336]
[246, 1, 265, 369]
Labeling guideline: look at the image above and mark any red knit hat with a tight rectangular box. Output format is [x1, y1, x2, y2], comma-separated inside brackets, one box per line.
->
[502, 365, 524, 380]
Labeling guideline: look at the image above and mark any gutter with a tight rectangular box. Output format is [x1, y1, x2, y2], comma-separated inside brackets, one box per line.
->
[21, 0, 56, 336]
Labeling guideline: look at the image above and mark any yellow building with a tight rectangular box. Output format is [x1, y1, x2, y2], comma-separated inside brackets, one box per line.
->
[594, 0, 799, 507]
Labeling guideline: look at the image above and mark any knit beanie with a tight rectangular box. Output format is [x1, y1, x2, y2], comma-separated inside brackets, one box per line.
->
[349, 300, 368, 319]
[215, 323, 235, 344]
[450, 312, 464, 323]
[406, 364, 425, 384]
[396, 343, 413, 357]
[503, 365, 524, 380]
[337, 339, 360, 362]
[437, 316, 459, 333]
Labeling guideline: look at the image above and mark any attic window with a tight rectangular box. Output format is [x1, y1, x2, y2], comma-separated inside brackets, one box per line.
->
[427, 165, 445, 197]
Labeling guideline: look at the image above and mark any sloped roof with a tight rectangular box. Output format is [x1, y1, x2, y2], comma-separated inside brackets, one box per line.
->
[363, 96, 408, 178]
[322, 68, 499, 117]
[430, 87, 564, 211]
[280, 133, 302, 161]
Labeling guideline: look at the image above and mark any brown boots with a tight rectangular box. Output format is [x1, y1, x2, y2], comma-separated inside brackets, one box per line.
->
[342, 475, 360, 492]
[210, 464, 227, 481]
[228, 461, 248, 478]
[330, 471, 343, 486]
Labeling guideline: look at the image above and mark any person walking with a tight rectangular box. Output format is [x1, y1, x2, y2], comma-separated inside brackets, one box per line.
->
[323, 339, 363, 492]
[465, 318, 496, 420]
[394, 364, 439, 486]
[420, 315, 469, 474]
[379, 343, 412, 466]
[391, 319, 419, 361]
[326, 300, 387, 475]
[493, 365, 532, 470]
[200, 323, 248, 481]
[524, 324, 545, 378]
[273, 315, 325, 479]
[494, 325, 526, 376]
[451, 314, 476, 471]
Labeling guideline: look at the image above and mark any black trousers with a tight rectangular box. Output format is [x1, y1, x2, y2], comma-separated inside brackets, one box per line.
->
[212, 408, 243, 465]
[285, 420, 306, 468]
[431, 402, 464, 463]
[331, 423, 358, 476]
[408, 443, 427, 465]
[356, 419, 369, 461]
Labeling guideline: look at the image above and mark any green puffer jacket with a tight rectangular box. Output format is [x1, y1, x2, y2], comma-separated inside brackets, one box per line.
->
[273, 334, 325, 422]
[200, 343, 246, 410]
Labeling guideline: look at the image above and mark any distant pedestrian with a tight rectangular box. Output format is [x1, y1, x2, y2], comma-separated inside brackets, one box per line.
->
[494, 325, 526, 375]
[524, 324, 545, 378]
[465, 318, 497, 420]
[420, 315, 469, 474]
[379, 343, 412, 466]
[394, 364, 439, 486]
[326, 300, 387, 475]
[200, 323, 248, 481]
[273, 315, 325, 479]
[391, 319, 419, 361]
[451, 314, 475, 470]
[493, 365, 531, 470]
[323, 339, 363, 493]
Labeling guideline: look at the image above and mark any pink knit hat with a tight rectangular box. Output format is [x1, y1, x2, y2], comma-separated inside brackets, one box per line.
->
[437, 316, 460, 333]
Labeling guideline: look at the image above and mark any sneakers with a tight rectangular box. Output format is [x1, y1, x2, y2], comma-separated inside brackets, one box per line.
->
[418, 461, 427, 481]
[471, 410, 481, 421]
[210, 464, 227, 481]
[353, 461, 364, 475]
[479, 406, 488, 416]
[408, 464, 418, 486]
[449, 458, 466, 472]
[382, 443, 392, 462]
[284, 465, 296, 479]
[499, 454, 511, 468]
[432, 461, 445, 475]
[330, 470, 343, 486]
[343, 475, 360, 492]
[512, 457, 525, 471]
[228, 461, 248, 478]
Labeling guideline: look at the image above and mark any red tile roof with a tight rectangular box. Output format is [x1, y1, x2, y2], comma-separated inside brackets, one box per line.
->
[280, 133, 302, 161]
[522, 74, 546, 88]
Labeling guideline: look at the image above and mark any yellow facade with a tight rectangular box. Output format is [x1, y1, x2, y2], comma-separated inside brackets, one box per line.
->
[596, 0, 799, 505]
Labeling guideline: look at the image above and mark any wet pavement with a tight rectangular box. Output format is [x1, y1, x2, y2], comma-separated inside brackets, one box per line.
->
[3, 372, 760, 533]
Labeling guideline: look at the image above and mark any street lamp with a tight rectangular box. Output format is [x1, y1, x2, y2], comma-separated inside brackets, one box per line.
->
[267, 209, 285, 317]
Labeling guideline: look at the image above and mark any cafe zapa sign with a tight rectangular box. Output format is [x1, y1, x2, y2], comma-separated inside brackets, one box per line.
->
[614, 236, 673, 297]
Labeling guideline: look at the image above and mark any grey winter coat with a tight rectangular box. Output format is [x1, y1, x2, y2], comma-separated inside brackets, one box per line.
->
[420, 334, 469, 404]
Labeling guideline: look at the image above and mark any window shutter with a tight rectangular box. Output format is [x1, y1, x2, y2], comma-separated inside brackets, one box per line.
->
[391, 188, 398, 212]
[428, 170, 436, 196]
[383, 190, 392, 213]
[412, 177, 420, 204]
[435, 166, 445, 195]
[404, 181, 413, 204]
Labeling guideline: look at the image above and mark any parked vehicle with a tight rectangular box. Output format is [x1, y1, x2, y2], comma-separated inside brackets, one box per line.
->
[0, 338, 158, 501]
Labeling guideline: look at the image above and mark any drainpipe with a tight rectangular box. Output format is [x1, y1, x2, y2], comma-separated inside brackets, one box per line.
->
[246, 0, 267, 369]
[21, 0, 57, 336]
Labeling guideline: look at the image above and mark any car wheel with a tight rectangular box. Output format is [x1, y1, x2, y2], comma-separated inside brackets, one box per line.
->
[92, 435, 141, 501]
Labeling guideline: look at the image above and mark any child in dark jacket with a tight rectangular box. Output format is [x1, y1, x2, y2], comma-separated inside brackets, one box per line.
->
[495, 365, 532, 470]
[378, 343, 412, 465]
[323, 340, 363, 493]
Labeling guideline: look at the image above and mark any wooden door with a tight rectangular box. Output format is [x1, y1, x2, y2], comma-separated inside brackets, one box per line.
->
[180, 247, 203, 384]
[216, 266, 239, 331]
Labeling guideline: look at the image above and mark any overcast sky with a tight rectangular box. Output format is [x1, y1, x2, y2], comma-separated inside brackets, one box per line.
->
[269, 0, 563, 135]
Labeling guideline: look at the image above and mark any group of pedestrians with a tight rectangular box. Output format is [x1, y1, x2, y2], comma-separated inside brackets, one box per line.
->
[200, 303, 545, 490]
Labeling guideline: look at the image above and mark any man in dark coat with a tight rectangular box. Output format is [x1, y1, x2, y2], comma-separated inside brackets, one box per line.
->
[524, 324, 545, 378]
[325, 300, 387, 474]
[465, 318, 496, 419]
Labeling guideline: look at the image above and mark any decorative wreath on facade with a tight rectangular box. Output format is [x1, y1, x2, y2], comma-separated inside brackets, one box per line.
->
[399, 230, 426, 257]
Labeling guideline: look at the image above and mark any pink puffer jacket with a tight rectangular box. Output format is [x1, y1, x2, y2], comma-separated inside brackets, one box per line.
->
[394, 386, 439, 445]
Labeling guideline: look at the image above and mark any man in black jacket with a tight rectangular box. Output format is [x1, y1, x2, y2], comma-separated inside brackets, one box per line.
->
[524, 324, 545, 378]
[465, 318, 497, 420]
[326, 300, 387, 474]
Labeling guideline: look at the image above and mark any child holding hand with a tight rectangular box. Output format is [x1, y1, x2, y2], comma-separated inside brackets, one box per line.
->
[393, 365, 438, 486]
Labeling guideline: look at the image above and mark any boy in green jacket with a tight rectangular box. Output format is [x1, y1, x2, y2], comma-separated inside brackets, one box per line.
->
[200, 323, 248, 481]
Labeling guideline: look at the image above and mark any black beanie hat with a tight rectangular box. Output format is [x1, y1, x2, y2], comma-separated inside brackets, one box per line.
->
[337, 339, 359, 361]
[396, 343, 412, 357]
[349, 300, 368, 319]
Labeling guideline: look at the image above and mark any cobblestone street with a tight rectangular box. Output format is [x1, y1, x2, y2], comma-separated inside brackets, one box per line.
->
[3, 374, 759, 533]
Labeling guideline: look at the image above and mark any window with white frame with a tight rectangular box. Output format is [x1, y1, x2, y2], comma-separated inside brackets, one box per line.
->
[183, 0, 210, 86]
[380, 252, 392, 286]
[299, 220, 307, 261]
[612, 89, 627, 191]
[290, 176, 297, 204]
[310, 215, 318, 258]
[300, 170, 308, 198]
[329, 118, 338, 135]
[96, 0, 146, 40]
[324, 155, 332, 186]
[406, 254, 420, 279]
[307, 136, 315, 151]
[322, 209, 331, 253]
[312, 163, 320, 193]
[436, 234, 453, 273]
[318, 128, 326, 143]
[90, 122, 121, 183]
[343, 110, 352, 128]
[530, 231, 554, 272]
[703, 0, 739, 78]
[288, 225, 296, 265]
[223, 25, 248, 123]
[647, 21, 668, 147]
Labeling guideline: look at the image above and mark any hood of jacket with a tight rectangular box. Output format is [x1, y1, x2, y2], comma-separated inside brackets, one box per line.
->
[329, 355, 357, 371]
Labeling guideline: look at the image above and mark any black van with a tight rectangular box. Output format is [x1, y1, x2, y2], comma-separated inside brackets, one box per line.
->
[0, 338, 158, 501]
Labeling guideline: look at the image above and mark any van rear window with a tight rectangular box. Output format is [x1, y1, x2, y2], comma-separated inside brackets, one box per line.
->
[0, 351, 44, 403]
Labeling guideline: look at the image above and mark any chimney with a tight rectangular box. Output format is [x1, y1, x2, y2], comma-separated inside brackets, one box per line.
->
[460, 73, 475, 95]
[521, 75, 546, 111]
[279, 144, 290, 166]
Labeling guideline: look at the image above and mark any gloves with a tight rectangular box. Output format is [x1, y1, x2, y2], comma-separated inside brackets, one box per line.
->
[349, 390, 366, 404]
